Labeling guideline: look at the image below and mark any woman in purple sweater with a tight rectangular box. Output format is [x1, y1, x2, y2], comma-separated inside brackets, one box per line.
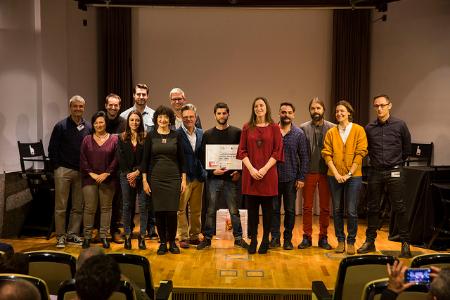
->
[80, 111, 118, 249]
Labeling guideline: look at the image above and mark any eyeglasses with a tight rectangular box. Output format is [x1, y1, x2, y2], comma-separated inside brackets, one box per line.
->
[373, 103, 390, 109]
[171, 98, 184, 102]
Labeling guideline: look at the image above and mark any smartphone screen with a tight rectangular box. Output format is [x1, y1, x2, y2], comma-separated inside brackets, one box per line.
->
[404, 268, 431, 285]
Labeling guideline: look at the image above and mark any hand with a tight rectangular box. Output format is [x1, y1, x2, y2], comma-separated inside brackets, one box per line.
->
[430, 266, 442, 279]
[143, 180, 151, 195]
[213, 168, 227, 176]
[180, 179, 186, 194]
[89, 173, 98, 181]
[249, 167, 263, 180]
[296, 180, 305, 190]
[386, 261, 414, 294]
[127, 170, 139, 182]
[258, 166, 268, 178]
[129, 180, 136, 188]
[96, 173, 109, 184]
[230, 171, 240, 182]
[334, 173, 346, 183]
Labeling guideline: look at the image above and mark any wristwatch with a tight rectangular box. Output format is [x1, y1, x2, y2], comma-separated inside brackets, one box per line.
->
[347, 171, 353, 177]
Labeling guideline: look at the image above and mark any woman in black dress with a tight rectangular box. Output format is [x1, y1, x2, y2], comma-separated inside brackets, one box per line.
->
[117, 110, 148, 250]
[142, 106, 186, 255]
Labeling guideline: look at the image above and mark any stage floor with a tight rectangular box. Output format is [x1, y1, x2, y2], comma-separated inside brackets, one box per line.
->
[2, 216, 440, 296]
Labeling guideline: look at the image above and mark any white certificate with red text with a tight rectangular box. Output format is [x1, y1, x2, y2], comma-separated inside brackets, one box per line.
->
[205, 144, 242, 170]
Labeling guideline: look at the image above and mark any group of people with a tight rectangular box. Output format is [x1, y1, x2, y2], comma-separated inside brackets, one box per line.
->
[48, 82, 412, 257]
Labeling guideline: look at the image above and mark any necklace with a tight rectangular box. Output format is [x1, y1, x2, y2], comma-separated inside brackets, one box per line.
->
[157, 129, 170, 144]
[95, 133, 109, 140]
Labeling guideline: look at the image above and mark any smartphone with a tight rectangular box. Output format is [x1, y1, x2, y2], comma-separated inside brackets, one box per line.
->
[404, 268, 431, 285]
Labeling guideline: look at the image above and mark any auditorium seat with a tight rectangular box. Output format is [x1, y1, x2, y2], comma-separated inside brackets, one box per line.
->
[24, 250, 76, 295]
[311, 255, 395, 300]
[361, 278, 429, 300]
[410, 253, 450, 269]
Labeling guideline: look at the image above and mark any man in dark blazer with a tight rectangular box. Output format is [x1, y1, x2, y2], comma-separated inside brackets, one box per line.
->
[177, 103, 206, 248]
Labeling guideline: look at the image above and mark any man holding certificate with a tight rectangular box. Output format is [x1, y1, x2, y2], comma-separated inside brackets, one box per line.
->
[197, 102, 249, 250]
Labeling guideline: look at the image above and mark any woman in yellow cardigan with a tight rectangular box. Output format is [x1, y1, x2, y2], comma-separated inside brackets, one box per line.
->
[322, 100, 368, 255]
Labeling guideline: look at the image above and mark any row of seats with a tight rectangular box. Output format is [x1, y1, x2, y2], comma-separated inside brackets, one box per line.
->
[312, 253, 450, 300]
[0, 250, 172, 300]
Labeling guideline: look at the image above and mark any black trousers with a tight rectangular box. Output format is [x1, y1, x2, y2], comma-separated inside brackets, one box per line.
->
[366, 167, 410, 242]
[155, 211, 177, 243]
[246, 195, 273, 242]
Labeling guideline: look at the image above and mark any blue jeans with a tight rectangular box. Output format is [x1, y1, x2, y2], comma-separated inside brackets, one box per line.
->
[120, 172, 148, 236]
[328, 176, 362, 244]
[271, 180, 296, 240]
[203, 178, 243, 239]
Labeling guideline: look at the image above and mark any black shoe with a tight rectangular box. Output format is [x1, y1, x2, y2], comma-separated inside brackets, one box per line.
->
[248, 239, 257, 254]
[357, 241, 376, 254]
[157, 243, 168, 255]
[269, 237, 281, 248]
[298, 235, 312, 249]
[138, 235, 146, 250]
[258, 241, 269, 254]
[318, 236, 332, 250]
[169, 242, 180, 254]
[124, 236, 132, 250]
[283, 240, 294, 250]
[101, 238, 110, 249]
[82, 238, 90, 249]
[400, 242, 412, 258]
[147, 227, 159, 240]
[197, 238, 212, 250]
[234, 239, 249, 249]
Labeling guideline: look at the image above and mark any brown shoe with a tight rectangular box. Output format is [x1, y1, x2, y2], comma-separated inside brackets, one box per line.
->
[179, 240, 190, 249]
[335, 241, 345, 253]
[112, 232, 124, 244]
[347, 244, 355, 255]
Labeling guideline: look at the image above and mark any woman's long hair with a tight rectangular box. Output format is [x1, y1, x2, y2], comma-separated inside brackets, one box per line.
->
[120, 110, 146, 144]
[247, 96, 274, 128]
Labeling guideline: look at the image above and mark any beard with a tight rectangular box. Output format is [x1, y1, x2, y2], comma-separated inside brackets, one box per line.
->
[311, 113, 323, 122]
[217, 118, 228, 125]
[280, 117, 292, 126]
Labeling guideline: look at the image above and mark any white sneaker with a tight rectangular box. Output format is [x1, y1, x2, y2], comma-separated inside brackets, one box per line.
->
[66, 234, 83, 245]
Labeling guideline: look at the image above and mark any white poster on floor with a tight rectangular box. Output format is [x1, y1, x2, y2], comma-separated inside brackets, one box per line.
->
[216, 209, 247, 239]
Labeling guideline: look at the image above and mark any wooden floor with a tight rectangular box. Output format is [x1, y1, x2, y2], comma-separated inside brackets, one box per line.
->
[2, 216, 440, 296]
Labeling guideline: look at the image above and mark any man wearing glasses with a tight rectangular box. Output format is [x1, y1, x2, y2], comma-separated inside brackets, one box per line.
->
[358, 94, 412, 257]
[169, 87, 202, 129]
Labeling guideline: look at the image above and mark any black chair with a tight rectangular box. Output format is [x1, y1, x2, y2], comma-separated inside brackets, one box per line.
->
[24, 250, 77, 295]
[405, 142, 433, 166]
[17, 140, 55, 239]
[0, 273, 50, 300]
[108, 253, 154, 299]
[312, 255, 396, 300]
[411, 253, 450, 269]
[57, 278, 134, 300]
[156, 280, 173, 300]
[362, 278, 429, 300]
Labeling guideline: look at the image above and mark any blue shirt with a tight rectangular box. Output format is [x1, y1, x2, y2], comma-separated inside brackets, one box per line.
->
[277, 125, 309, 183]
[48, 116, 92, 171]
[120, 105, 155, 132]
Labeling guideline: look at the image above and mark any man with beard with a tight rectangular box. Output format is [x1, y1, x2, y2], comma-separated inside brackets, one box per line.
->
[358, 95, 412, 257]
[299, 97, 335, 250]
[270, 102, 308, 250]
[197, 102, 249, 250]
[120, 83, 155, 131]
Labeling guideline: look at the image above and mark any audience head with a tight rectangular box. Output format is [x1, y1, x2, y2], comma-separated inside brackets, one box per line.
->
[75, 254, 121, 300]
[279, 102, 295, 126]
[308, 97, 326, 122]
[248, 97, 273, 128]
[169, 88, 187, 114]
[430, 267, 450, 300]
[335, 100, 354, 123]
[76, 246, 104, 271]
[181, 103, 197, 131]
[133, 83, 149, 107]
[153, 105, 176, 130]
[68, 95, 86, 119]
[105, 93, 122, 119]
[0, 253, 29, 274]
[91, 111, 107, 135]
[0, 280, 40, 300]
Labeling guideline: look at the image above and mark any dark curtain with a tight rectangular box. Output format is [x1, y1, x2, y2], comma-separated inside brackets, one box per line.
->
[331, 9, 371, 125]
[98, 8, 133, 111]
